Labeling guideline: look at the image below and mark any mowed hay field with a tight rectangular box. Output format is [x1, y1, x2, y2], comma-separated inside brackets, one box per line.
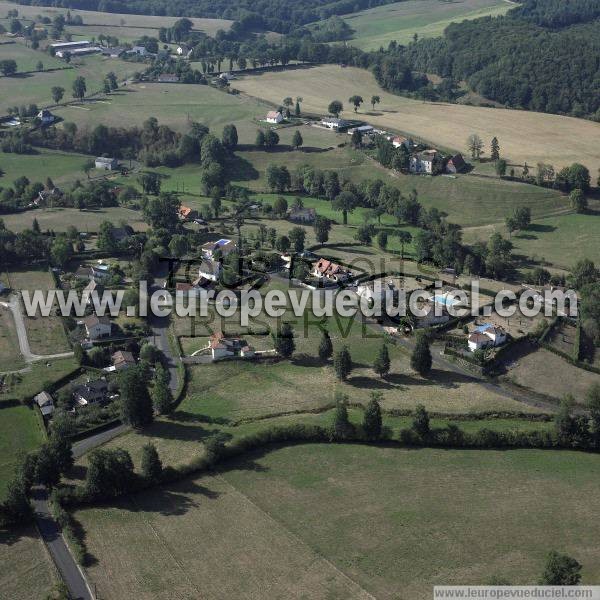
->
[1, 206, 149, 233]
[343, 0, 511, 50]
[0, 403, 45, 499]
[0, 524, 58, 600]
[75, 444, 600, 600]
[506, 348, 600, 403]
[0, 1, 232, 37]
[235, 65, 600, 171]
[52, 83, 269, 139]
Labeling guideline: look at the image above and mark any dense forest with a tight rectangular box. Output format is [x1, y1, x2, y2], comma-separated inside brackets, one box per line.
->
[402, 0, 600, 118]
[13, 0, 396, 33]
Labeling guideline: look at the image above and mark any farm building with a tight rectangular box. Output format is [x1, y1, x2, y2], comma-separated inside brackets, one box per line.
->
[50, 40, 90, 52]
[347, 125, 374, 136]
[34, 391, 55, 417]
[209, 332, 255, 361]
[157, 73, 180, 83]
[56, 46, 101, 58]
[128, 46, 148, 56]
[202, 238, 237, 260]
[446, 153, 467, 174]
[266, 111, 283, 124]
[320, 117, 350, 130]
[95, 157, 119, 170]
[37, 109, 55, 125]
[468, 323, 508, 352]
[288, 207, 316, 223]
[312, 258, 352, 282]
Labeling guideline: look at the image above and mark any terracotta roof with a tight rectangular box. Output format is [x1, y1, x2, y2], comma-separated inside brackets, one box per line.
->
[266, 111, 282, 119]
[468, 332, 489, 344]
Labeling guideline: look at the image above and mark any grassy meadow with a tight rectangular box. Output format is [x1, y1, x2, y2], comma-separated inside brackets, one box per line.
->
[0, 402, 45, 499]
[0, 524, 58, 600]
[74, 444, 600, 599]
[234, 65, 600, 172]
[343, 0, 512, 50]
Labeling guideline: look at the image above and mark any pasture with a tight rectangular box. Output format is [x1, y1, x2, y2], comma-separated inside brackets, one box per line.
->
[52, 82, 269, 138]
[74, 444, 600, 599]
[0, 149, 90, 187]
[0, 1, 232, 37]
[1, 205, 149, 233]
[0, 52, 139, 113]
[0, 524, 58, 599]
[463, 211, 600, 269]
[0, 402, 45, 499]
[343, 0, 511, 50]
[506, 347, 599, 403]
[0, 40, 63, 73]
[0, 306, 25, 372]
[234, 65, 600, 171]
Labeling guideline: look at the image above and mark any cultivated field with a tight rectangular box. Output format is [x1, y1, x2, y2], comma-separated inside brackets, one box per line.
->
[343, 0, 511, 50]
[75, 444, 600, 599]
[0, 524, 58, 599]
[234, 65, 600, 171]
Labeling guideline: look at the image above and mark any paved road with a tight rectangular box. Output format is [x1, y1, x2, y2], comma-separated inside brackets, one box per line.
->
[31, 487, 93, 600]
[0, 294, 74, 364]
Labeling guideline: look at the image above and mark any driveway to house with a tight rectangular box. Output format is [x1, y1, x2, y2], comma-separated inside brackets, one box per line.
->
[31, 487, 93, 600]
[0, 294, 74, 363]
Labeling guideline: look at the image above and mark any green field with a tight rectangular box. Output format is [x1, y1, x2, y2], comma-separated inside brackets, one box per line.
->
[0, 149, 91, 187]
[0, 51, 139, 114]
[343, 0, 512, 50]
[1, 205, 149, 233]
[0, 40, 64, 73]
[52, 82, 269, 138]
[464, 210, 600, 269]
[74, 444, 600, 599]
[0, 307, 25, 372]
[0, 402, 45, 499]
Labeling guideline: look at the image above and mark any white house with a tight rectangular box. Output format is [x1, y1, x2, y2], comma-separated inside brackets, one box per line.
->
[320, 117, 349, 130]
[176, 44, 191, 57]
[265, 111, 283, 124]
[95, 157, 119, 170]
[201, 238, 236, 260]
[82, 315, 112, 340]
[468, 323, 507, 352]
[209, 332, 255, 361]
[34, 391, 55, 417]
[198, 261, 221, 282]
[410, 149, 438, 174]
[37, 109, 55, 125]
[219, 72, 235, 81]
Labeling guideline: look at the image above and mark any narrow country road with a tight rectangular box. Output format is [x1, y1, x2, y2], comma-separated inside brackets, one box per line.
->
[31, 487, 93, 600]
[0, 294, 74, 364]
